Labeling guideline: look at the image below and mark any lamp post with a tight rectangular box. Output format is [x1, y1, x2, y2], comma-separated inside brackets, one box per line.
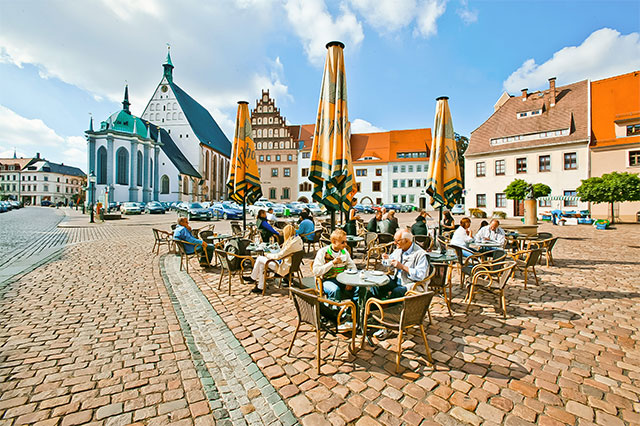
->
[88, 171, 96, 223]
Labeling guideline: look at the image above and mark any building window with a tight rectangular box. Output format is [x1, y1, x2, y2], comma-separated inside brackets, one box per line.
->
[408, 180, 413, 187]
[400, 180, 406, 188]
[356, 182, 361, 192]
[393, 195, 398, 202]
[539, 155, 551, 172]
[408, 165, 414, 173]
[43, 184, 48, 192]
[476, 194, 486, 207]
[539, 198, 551, 207]
[356, 169, 367, 177]
[627, 124, 640, 136]
[183, 178, 189, 195]
[393, 166, 398, 173]
[301, 168, 309, 177]
[116, 147, 129, 185]
[266, 155, 271, 162]
[259, 155, 264, 162]
[302, 152, 310, 159]
[137, 151, 143, 186]
[392, 180, 398, 188]
[401, 195, 406, 203]
[564, 152, 577, 170]
[257, 142, 262, 149]
[416, 180, 421, 187]
[629, 150, 640, 166]
[276, 155, 281, 161]
[282, 188, 290, 199]
[271, 168, 278, 177]
[372, 181, 381, 192]
[44, 176, 48, 181]
[516, 158, 527, 174]
[495, 160, 505, 175]
[269, 188, 276, 199]
[416, 165, 421, 172]
[400, 165, 406, 173]
[284, 168, 290, 177]
[495, 193, 506, 208]
[288, 155, 293, 161]
[161, 175, 170, 194]
[476, 162, 486, 177]
[564, 190, 577, 207]
[375, 168, 382, 176]
[97, 146, 107, 185]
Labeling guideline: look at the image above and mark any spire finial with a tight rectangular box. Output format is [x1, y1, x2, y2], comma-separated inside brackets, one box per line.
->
[13, 148, 17, 159]
[89, 113, 94, 132]
[122, 84, 131, 114]
[163, 44, 174, 83]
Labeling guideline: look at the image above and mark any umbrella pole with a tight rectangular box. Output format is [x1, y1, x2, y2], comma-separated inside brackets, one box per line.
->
[243, 193, 247, 232]
[330, 210, 336, 231]
[438, 206, 443, 237]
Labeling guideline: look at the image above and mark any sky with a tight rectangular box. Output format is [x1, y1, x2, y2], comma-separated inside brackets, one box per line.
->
[0, 0, 639, 170]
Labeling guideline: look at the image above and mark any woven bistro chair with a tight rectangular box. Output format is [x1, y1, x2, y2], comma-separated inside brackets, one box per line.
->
[214, 249, 255, 295]
[377, 233, 394, 245]
[531, 237, 558, 266]
[428, 263, 453, 318]
[174, 240, 211, 272]
[199, 230, 214, 242]
[152, 228, 174, 255]
[300, 230, 322, 254]
[263, 250, 305, 295]
[460, 250, 507, 288]
[288, 287, 357, 375]
[507, 248, 542, 289]
[414, 235, 432, 251]
[361, 291, 436, 373]
[465, 260, 516, 318]
[231, 222, 244, 237]
[365, 241, 395, 270]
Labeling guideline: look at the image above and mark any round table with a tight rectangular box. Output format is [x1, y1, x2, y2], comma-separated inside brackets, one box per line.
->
[469, 240, 503, 251]
[246, 243, 279, 255]
[336, 270, 389, 332]
[205, 233, 232, 243]
[427, 251, 458, 306]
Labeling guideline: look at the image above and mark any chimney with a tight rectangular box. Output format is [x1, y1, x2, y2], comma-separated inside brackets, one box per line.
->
[521, 88, 528, 100]
[548, 77, 556, 106]
[36, 152, 40, 159]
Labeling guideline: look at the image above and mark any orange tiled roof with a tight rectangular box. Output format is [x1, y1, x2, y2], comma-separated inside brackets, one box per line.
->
[591, 71, 640, 149]
[467, 80, 589, 155]
[0, 157, 35, 170]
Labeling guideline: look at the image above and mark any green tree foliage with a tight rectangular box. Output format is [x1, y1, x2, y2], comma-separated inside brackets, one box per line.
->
[504, 179, 551, 200]
[577, 172, 640, 223]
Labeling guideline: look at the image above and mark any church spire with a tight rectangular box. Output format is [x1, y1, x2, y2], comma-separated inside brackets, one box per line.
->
[88, 114, 94, 132]
[163, 44, 174, 84]
[13, 148, 17, 159]
[122, 84, 131, 114]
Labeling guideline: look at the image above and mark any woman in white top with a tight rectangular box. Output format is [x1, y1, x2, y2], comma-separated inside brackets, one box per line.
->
[248, 224, 303, 293]
[450, 217, 475, 256]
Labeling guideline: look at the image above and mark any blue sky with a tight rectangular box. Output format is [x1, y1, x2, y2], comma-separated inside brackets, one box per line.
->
[0, 0, 638, 169]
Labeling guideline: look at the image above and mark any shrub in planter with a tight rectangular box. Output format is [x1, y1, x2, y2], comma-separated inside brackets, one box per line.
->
[492, 211, 507, 219]
[469, 208, 487, 218]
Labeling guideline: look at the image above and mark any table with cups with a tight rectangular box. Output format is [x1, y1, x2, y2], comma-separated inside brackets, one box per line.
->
[336, 269, 390, 333]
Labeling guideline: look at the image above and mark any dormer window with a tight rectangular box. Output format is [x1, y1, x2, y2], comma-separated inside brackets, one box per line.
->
[517, 109, 542, 119]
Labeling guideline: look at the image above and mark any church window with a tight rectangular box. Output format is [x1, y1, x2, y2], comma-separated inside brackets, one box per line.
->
[155, 113, 160, 120]
[257, 129, 262, 137]
[150, 159, 153, 188]
[163, 105, 166, 111]
[166, 113, 171, 121]
[150, 104, 155, 111]
[173, 103, 177, 110]
[263, 95, 268, 102]
[252, 118, 256, 124]
[186, 134, 188, 138]
[97, 146, 107, 185]
[258, 106, 262, 112]
[161, 175, 169, 194]
[257, 142, 262, 149]
[279, 141, 284, 149]
[285, 141, 290, 149]
[269, 106, 273, 112]
[258, 118, 262, 124]
[173, 112, 177, 120]
[205, 151, 209, 175]
[252, 130, 256, 138]
[269, 117, 273, 124]
[137, 151, 143, 186]
[268, 142, 273, 149]
[116, 147, 129, 185]
[268, 129, 273, 137]
[178, 112, 183, 120]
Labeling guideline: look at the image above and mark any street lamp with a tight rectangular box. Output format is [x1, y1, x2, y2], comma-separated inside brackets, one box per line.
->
[88, 171, 96, 223]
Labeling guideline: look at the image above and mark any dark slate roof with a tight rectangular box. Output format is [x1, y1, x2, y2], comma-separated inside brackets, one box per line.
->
[170, 82, 232, 157]
[45, 162, 85, 177]
[144, 120, 201, 178]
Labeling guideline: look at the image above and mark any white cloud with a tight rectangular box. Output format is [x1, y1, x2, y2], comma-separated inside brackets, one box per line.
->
[456, 0, 477, 25]
[284, 0, 365, 65]
[504, 28, 640, 93]
[0, 105, 85, 169]
[414, 0, 447, 38]
[351, 118, 386, 134]
[348, 0, 447, 38]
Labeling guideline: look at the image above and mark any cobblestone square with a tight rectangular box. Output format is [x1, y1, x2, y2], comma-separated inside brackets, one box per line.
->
[1, 207, 639, 425]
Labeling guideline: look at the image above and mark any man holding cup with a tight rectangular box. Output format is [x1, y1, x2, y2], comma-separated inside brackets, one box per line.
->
[312, 229, 357, 302]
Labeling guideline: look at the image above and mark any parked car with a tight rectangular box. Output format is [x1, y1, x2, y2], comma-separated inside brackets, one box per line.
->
[451, 204, 465, 215]
[212, 202, 243, 220]
[121, 202, 142, 214]
[145, 201, 166, 214]
[180, 202, 212, 221]
[41, 200, 52, 207]
[305, 203, 325, 216]
[354, 204, 375, 214]
[285, 202, 303, 216]
[247, 201, 284, 217]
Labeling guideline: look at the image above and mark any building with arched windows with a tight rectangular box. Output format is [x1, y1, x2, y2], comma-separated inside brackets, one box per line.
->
[86, 49, 231, 204]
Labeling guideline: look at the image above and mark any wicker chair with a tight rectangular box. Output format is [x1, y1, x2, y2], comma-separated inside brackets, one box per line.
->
[214, 249, 255, 295]
[199, 230, 214, 242]
[531, 237, 557, 266]
[365, 242, 395, 270]
[361, 291, 435, 373]
[428, 263, 453, 318]
[461, 250, 507, 287]
[263, 250, 305, 295]
[152, 228, 174, 255]
[301, 230, 322, 254]
[377, 233, 394, 245]
[288, 287, 357, 375]
[464, 260, 516, 318]
[414, 235, 432, 251]
[508, 248, 542, 289]
[231, 223, 244, 237]
[174, 240, 211, 272]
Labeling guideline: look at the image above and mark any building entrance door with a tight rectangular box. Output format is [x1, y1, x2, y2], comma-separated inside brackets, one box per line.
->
[419, 197, 426, 209]
[513, 199, 524, 216]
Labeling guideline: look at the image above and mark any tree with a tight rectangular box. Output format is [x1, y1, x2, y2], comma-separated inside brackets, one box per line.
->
[577, 172, 640, 224]
[504, 179, 551, 200]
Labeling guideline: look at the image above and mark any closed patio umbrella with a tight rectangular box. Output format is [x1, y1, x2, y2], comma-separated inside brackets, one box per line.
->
[425, 96, 462, 235]
[226, 101, 262, 230]
[309, 41, 356, 229]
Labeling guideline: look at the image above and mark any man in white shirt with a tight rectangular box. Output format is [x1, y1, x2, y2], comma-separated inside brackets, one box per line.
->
[266, 208, 277, 222]
[475, 219, 506, 247]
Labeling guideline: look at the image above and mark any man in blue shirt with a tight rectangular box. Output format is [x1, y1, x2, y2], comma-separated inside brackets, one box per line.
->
[173, 217, 213, 266]
[296, 211, 315, 241]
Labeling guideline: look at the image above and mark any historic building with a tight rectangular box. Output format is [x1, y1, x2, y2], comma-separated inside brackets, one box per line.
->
[251, 90, 298, 202]
[296, 125, 434, 208]
[86, 49, 231, 204]
[0, 154, 85, 205]
[465, 78, 590, 217]
[590, 71, 640, 222]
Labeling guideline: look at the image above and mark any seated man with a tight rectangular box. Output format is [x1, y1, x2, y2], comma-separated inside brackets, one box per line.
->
[367, 210, 382, 233]
[173, 217, 213, 266]
[266, 208, 277, 222]
[411, 209, 430, 236]
[312, 229, 356, 302]
[296, 211, 315, 241]
[475, 219, 506, 248]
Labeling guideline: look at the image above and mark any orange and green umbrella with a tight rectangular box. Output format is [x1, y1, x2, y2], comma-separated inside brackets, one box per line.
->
[309, 41, 356, 217]
[226, 101, 262, 228]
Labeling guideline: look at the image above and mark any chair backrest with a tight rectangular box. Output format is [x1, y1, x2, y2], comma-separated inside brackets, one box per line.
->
[400, 291, 435, 328]
[414, 235, 431, 251]
[214, 249, 231, 270]
[547, 237, 558, 251]
[174, 240, 188, 256]
[290, 288, 320, 328]
[537, 232, 553, 239]
[199, 230, 213, 241]
[364, 232, 378, 247]
[449, 244, 464, 263]
[498, 261, 517, 289]
[377, 233, 394, 244]
[152, 228, 161, 242]
[474, 261, 516, 290]
[429, 263, 449, 288]
[525, 248, 543, 267]
[436, 236, 449, 250]
[171, 224, 177, 230]
[289, 250, 305, 273]
[231, 223, 243, 236]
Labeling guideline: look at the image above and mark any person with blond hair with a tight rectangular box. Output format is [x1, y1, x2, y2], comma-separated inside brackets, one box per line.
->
[247, 224, 302, 294]
[312, 228, 356, 302]
[450, 217, 475, 256]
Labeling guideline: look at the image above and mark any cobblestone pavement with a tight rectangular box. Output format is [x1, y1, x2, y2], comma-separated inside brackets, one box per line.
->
[1, 211, 639, 425]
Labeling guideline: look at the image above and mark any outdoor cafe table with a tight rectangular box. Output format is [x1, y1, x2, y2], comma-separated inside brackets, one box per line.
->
[204, 233, 232, 243]
[469, 240, 503, 251]
[336, 270, 389, 332]
[427, 251, 458, 304]
[245, 242, 279, 255]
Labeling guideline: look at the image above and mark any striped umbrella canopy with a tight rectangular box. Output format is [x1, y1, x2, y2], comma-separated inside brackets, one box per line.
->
[537, 195, 581, 201]
[309, 41, 356, 215]
[226, 101, 262, 227]
[425, 96, 462, 209]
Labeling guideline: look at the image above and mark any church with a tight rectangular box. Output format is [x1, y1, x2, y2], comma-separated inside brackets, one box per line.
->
[85, 49, 231, 204]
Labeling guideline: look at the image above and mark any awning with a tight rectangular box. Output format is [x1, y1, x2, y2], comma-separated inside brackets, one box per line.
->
[537, 195, 581, 201]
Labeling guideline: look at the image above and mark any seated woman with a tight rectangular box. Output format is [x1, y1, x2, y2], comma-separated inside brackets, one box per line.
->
[411, 209, 430, 236]
[441, 210, 456, 233]
[379, 209, 399, 235]
[248, 225, 303, 294]
[450, 217, 475, 257]
[256, 209, 280, 243]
